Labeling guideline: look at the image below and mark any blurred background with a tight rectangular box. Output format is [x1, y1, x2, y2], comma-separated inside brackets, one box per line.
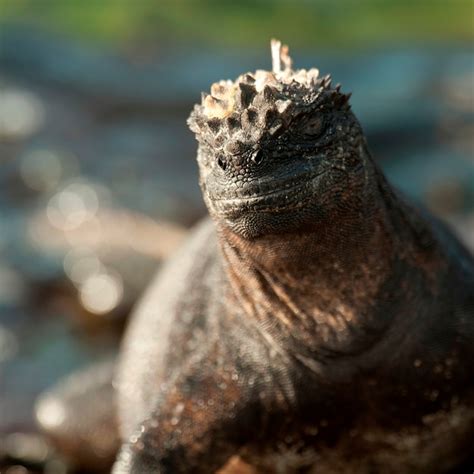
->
[0, 1, 473, 473]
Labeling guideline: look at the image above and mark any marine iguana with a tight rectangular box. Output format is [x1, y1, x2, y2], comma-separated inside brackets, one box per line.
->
[113, 41, 474, 473]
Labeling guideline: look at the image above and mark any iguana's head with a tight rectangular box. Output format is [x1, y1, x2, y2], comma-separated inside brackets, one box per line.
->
[188, 41, 371, 239]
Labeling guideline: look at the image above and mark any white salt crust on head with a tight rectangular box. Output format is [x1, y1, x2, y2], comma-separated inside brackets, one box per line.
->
[202, 39, 321, 119]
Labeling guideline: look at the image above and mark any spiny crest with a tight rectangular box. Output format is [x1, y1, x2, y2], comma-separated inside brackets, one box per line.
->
[188, 40, 351, 147]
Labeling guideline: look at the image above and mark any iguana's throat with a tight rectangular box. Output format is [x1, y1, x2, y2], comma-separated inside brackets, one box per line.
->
[215, 187, 403, 358]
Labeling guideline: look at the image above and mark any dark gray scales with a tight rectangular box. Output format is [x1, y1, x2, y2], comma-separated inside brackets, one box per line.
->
[110, 41, 474, 473]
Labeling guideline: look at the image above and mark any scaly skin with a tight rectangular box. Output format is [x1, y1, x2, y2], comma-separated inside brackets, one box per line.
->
[113, 42, 474, 473]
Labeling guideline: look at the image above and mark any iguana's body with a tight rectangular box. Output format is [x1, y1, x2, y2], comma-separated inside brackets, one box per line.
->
[113, 42, 474, 473]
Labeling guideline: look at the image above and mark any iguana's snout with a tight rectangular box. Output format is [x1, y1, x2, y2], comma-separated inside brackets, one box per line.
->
[210, 142, 263, 178]
[214, 147, 263, 172]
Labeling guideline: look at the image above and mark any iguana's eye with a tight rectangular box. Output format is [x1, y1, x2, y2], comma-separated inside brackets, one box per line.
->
[304, 116, 324, 137]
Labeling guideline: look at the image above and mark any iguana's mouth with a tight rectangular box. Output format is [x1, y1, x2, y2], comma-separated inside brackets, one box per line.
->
[208, 169, 329, 216]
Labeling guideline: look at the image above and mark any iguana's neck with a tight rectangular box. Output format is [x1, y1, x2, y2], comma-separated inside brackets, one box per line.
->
[215, 169, 412, 357]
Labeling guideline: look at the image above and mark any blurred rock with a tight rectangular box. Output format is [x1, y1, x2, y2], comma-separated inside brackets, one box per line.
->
[28, 206, 187, 322]
[1, 433, 50, 467]
[425, 178, 467, 217]
[35, 358, 119, 473]
[1, 315, 116, 436]
[29, 207, 187, 260]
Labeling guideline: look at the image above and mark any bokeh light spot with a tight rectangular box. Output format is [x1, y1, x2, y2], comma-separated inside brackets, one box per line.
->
[79, 271, 123, 314]
[20, 148, 78, 193]
[35, 397, 66, 430]
[47, 181, 99, 230]
[0, 89, 45, 140]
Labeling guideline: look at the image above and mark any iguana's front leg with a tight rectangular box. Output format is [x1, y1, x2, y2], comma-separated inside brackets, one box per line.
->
[112, 366, 261, 473]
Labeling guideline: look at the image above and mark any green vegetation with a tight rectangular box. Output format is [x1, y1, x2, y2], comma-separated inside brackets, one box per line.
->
[0, 0, 473, 49]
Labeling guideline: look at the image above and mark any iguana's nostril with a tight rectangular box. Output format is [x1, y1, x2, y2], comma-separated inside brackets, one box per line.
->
[252, 150, 264, 165]
[217, 156, 227, 171]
